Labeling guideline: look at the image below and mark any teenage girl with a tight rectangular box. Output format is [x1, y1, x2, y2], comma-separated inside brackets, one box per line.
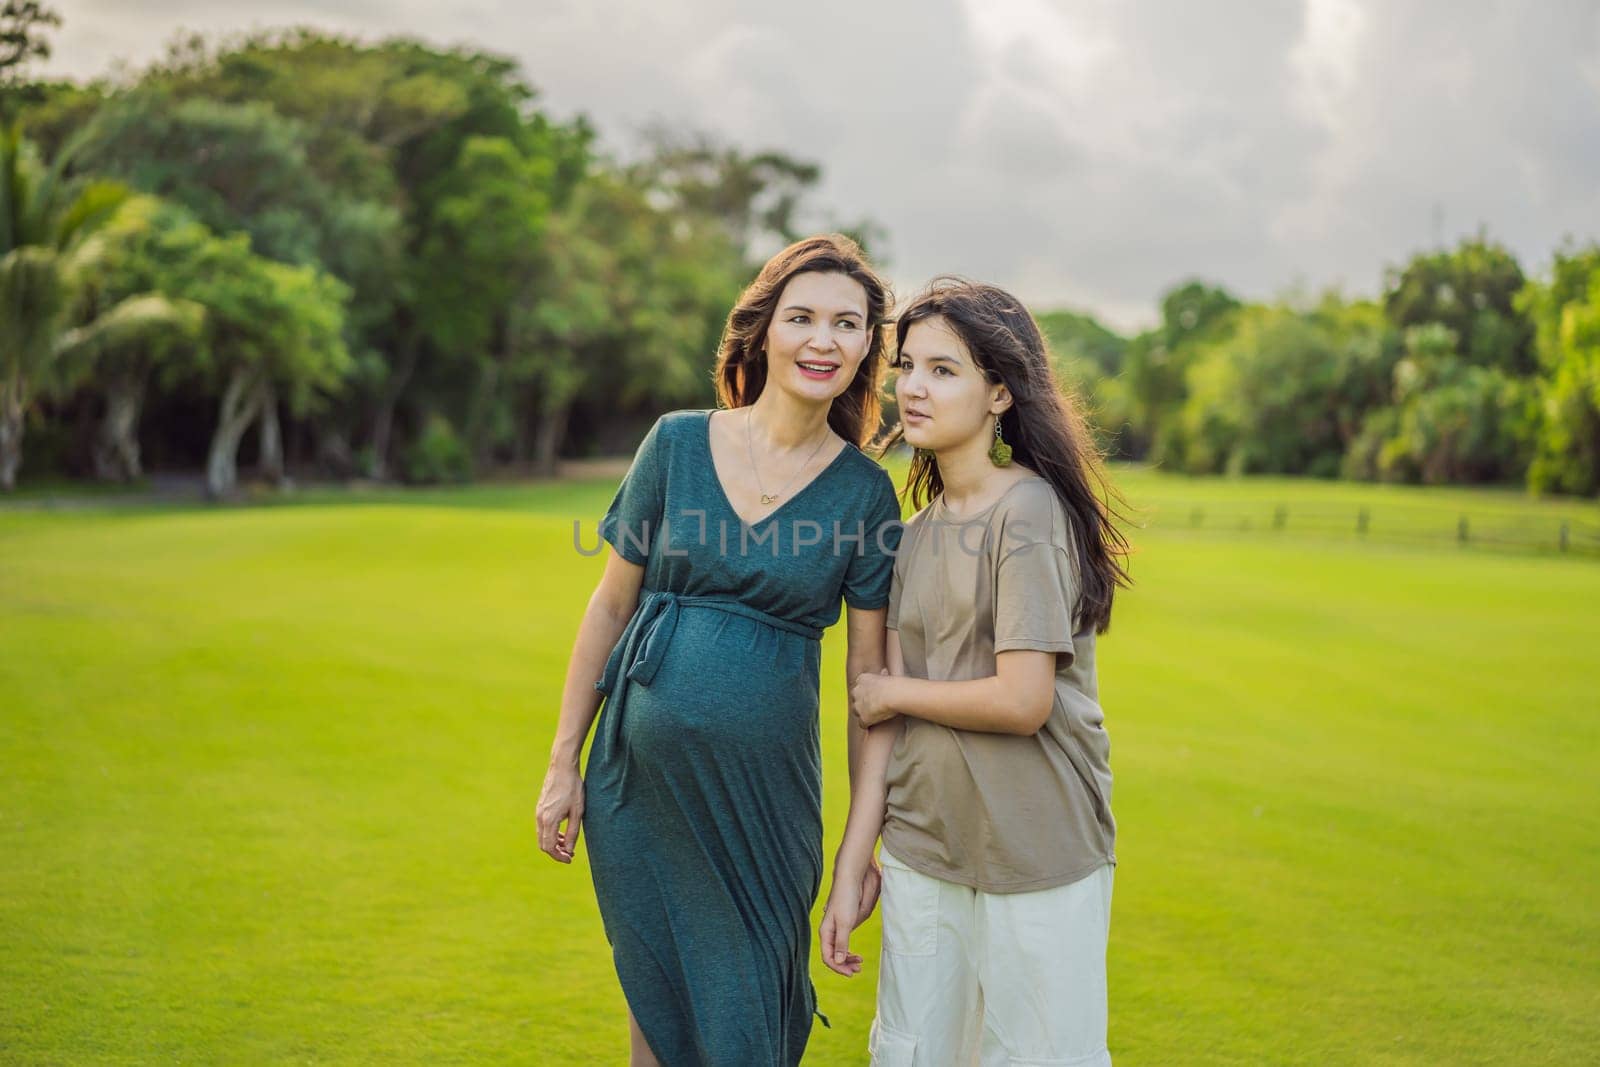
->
[820, 277, 1132, 1066]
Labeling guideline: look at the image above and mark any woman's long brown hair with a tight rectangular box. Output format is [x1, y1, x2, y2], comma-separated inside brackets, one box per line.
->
[713, 234, 893, 448]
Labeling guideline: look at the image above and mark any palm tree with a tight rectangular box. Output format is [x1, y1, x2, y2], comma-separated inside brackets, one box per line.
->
[0, 122, 189, 489]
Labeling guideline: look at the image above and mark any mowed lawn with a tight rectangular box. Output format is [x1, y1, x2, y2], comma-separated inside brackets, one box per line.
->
[2, 469, 1597, 1065]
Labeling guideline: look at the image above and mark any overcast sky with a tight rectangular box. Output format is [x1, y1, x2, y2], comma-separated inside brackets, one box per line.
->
[40, 0, 1600, 332]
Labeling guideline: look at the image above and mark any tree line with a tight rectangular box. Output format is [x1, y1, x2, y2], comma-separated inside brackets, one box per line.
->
[1, 9, 1596, 498]
[1044, 237, 1600, 497]
[1, 17, 875, 494]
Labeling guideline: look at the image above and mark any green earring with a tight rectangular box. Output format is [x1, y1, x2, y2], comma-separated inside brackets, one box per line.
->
[989, 418, 1013, 467]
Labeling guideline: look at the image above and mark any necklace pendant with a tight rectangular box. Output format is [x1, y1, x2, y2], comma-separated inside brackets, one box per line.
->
[761, 493, 777, 505]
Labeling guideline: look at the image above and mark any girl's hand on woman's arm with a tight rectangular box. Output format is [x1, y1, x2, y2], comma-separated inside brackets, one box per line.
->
[850, 668, 898, 727]
[535, 548, 644, 863]
[852, 648, 1058, 735]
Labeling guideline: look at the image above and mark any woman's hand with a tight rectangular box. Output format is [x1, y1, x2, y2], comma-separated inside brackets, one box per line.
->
[850, 668, 898, 728]
[536, 758, 585, 863]
[821, 846, 883, 976]
[819, 878, 865, 977]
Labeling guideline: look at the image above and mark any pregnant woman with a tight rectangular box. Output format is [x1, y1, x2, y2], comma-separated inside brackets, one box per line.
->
[535, 234, 903, 1066]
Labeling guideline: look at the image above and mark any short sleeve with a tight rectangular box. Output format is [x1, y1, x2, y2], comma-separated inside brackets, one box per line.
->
[598, 417, 667, 565]
[993, 542, 1079, 662]
[842, 471, 903, 611]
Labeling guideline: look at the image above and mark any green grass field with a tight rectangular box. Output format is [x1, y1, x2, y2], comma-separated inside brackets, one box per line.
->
[3, 468, 1597, 1064]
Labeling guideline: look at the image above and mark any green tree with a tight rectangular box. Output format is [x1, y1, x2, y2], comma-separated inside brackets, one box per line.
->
[509, 181, 617, 476]
[509, 169, 742, 475]
[10, 78, 104, 156]
[3, 30, 895, 485]
[0, 125, 188, 489]
[1037, 308, 1127, 379]
[1346, 322, 1535, 485]
[368, 40, 586, 476]
[1035, 308, 1132, 455]
[0, 2, 57, 77]
[75, 76, 404, 472]
[1172, 295, 1395, 477]
[413, 133, 552, 467]
[76, 88, 399, 272]
[634, 128, 822, 262]
[75, 194, 208, 480]
[174, 232, 350, 496]
[0, 1, 60, 123]
[1383, 232, 1533, 375]
[104, 31, 605, 479]
[1516, 243, 1600, 496]
[1124, 279, 1241, 462]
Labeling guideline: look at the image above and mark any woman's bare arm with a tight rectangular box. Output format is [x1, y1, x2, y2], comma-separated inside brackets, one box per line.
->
[535, 548, 645, 862]
[843, 605, 888, 788]
[820, 628, 903, 974]
[835, 626, 905, 873]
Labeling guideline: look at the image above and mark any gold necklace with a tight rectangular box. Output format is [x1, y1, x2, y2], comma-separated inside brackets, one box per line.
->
[746, 409, 832, 505]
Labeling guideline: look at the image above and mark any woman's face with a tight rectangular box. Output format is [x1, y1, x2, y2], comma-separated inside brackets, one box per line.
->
[893, 315, 1003, 452]
[761, 271, 871, 406]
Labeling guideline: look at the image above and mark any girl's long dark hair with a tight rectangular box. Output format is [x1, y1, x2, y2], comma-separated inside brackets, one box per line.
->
[880, 277, 1132, 633]
[713, 234, 892, 448]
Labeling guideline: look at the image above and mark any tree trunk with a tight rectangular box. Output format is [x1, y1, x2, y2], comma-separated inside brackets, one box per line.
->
[367, 331, 420, 481]
[257, 381, 285, 485]
[0, 387, 23, 492]
[0, 362, 29, 490]
[317, 426, 356, 478]
[466, 357, 501, 471]
[510, 389, 531, 466]
[93, 373, 145, 483]
[466, 314, 514, 473]
[205, 366, 265, 499]
[533, 400, 570, 479]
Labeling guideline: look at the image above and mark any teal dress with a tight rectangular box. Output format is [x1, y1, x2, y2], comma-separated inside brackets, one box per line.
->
[584, 409, 901, 1067]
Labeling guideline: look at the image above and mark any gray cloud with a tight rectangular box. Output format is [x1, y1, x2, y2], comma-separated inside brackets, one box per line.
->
[43, 0, 1600, 332]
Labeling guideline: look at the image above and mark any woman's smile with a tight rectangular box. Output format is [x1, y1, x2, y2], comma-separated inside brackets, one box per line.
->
[795, 359, 841, 380]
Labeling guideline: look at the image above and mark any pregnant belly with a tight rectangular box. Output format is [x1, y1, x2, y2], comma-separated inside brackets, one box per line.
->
[619, 606, 821, 761]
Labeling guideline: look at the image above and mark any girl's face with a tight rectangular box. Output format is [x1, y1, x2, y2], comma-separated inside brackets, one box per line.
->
[893, 315, 1008, 452]
[761, 271, 871, 406]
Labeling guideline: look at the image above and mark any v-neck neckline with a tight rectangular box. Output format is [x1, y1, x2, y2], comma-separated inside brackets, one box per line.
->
[702, 408, 854, 529]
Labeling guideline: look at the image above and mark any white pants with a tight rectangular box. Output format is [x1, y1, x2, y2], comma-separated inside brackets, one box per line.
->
[870, 846, 1114, 1067]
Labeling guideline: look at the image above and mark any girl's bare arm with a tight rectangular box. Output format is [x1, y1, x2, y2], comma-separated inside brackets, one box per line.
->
[852, 649, 1058, 736]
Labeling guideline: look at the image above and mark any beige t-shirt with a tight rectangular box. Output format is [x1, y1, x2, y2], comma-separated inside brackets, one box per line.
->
[882, 472, 1116, 893]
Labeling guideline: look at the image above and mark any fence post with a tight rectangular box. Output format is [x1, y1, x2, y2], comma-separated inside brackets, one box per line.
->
[1559, 521, 1569, 553]
[1274, 505, 1287, 530]
[1357, 508, 1369, 536]
[1457, 515, 1469, 545]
